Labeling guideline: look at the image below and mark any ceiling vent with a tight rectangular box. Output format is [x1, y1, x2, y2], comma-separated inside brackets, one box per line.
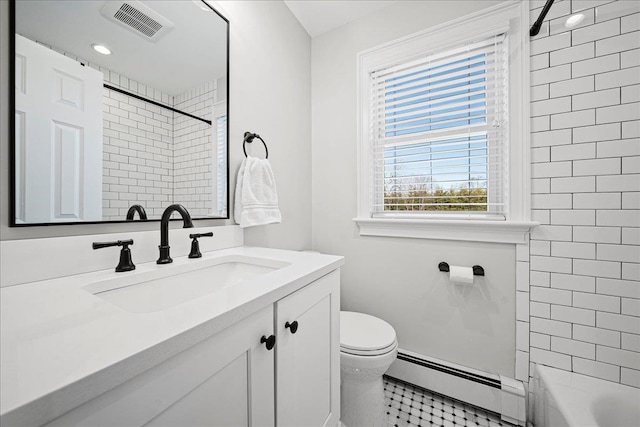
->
[100, 1, 174, 42]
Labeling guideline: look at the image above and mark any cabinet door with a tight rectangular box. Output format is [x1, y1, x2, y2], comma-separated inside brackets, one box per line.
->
[275, 270, 340, 427]
[45, 306, 275, 427]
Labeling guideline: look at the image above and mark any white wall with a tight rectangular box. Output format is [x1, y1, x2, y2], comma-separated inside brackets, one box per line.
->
[527, 0, 640, 387]
[311, 0, 517, 376]
[0, 0, 312, 251]
[218, 0, 312, 250]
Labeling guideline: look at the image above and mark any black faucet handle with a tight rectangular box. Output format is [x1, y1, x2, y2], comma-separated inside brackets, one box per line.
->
[92, 240, 135, 272]
[92, 239, 134, 250]
[188, 232, 213, 259]
[189, 232, 214, 239]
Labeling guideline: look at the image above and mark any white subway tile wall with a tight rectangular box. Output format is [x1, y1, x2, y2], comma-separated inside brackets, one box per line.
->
[102, 79, 216, 220]
[173, 82, 216, 218]
[102, 84, 174, 220]
[528, 0, 640, 392]
[35, 42, 219, 220]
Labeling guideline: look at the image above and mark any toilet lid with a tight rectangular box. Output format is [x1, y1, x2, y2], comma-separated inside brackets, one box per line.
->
[340, 311, 397, 355]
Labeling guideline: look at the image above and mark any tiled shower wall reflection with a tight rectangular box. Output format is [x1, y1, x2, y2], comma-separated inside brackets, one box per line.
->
[38, 41, 220, 221]
[101, 75, 216, 220]
[173, 82, 216, 218]
[102, 83, 174, 220]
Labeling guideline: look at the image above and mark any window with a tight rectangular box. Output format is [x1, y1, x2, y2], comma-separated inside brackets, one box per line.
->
[372, 34, 508, 218]
[356, 2, 535, 243]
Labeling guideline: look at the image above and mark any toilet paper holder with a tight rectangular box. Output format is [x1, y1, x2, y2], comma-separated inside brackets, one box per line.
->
[438, 262, 484, 276]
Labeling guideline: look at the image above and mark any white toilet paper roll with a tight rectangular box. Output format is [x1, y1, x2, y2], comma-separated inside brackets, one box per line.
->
[449, 265, 474, 285]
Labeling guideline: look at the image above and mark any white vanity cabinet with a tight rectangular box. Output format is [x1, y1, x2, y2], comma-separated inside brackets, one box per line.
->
[45, 305, 276, 427]
[43, 269, 340, 427]
[276, 269, 340, 427]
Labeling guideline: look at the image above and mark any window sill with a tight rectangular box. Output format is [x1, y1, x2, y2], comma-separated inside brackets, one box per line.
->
[353, 217, 538, 244]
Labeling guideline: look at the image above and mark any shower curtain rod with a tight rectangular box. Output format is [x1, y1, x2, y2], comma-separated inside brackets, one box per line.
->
[530, 0, 555, 37]
[103, 84, 212, 126]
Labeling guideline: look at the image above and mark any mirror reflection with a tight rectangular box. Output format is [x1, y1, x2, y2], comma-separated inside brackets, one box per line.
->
[12, 0, 228, 225]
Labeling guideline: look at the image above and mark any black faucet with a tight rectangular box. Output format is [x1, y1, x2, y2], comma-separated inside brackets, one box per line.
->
[93, 240, 136, 272]
[157, 204, 194, 264]
[126, 204, 147, 221]
[188, 232, 214, 258]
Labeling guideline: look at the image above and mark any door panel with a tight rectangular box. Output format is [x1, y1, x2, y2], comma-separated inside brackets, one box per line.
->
[276, 271, 340, 427]
[53, 122, 82, 219]
[280, 296, 331, 426]
[14, 111, 25, 221]
[15, 34, 103, 223]
[45, 306, 275, 427]
[146, 354, 249, 427]
[15, 53, 25, 94]
[53, 69, 84, 110]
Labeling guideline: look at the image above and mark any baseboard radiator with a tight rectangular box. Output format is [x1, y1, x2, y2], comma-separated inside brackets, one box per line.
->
[386, 350, 526, 426]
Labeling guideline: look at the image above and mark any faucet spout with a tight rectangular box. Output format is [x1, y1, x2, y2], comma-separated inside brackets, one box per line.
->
[157, 204, 193, 264]
[126, 204, 147, 221]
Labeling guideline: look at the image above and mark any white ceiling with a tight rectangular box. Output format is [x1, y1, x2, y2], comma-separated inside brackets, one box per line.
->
[16, 0, 227, 96]
[283, 1, 397, 38]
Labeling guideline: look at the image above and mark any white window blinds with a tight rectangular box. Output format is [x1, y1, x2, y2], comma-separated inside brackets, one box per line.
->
[369, 33, 509, 218]
[216, 114, 227, 215]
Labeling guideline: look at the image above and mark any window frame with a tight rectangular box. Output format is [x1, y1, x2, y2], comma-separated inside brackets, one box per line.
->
[211, 100, 227, 218]
[355, 1, 536, 244]
[371, 35, 508, 218]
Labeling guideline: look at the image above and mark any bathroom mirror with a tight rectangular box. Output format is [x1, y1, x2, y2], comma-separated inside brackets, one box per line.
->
[10, 0, 229, 225]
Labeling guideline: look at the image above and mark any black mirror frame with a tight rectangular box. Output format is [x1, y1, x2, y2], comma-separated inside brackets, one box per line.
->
[8, 0, 230, 227]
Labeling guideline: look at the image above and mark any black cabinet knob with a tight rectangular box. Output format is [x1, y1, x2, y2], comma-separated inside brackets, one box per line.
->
[260, 335, 276, 350]
[285, 321, 299, 334]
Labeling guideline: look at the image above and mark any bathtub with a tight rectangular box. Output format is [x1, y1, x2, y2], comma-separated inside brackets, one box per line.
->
[533, 365, 640, 427]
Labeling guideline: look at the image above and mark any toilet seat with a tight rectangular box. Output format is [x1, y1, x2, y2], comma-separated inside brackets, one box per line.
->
[340, 339, 398, 356]
[340, 311, 397, 356]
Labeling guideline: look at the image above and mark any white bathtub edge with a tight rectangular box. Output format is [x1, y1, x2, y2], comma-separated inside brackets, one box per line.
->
[533, 364, 640, 427]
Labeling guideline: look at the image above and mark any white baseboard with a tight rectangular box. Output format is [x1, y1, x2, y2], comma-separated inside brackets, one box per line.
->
[386, 349, 526, 426]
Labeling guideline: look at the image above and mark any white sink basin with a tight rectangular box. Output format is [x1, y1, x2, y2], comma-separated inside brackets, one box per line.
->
[84, 255, 290, 313]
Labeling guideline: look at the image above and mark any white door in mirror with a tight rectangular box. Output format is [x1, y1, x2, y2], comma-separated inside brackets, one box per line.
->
[15, 35, 103, 223]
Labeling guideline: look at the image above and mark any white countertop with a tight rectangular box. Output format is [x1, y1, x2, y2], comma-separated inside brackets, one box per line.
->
[0, 246, 343, 426]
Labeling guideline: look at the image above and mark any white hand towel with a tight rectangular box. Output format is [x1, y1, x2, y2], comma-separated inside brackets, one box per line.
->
[233, 158, 247, 225]
[234, 156, 281, 228]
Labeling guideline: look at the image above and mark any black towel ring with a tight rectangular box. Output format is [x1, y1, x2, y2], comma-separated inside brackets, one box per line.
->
[243, 131, 269, 159]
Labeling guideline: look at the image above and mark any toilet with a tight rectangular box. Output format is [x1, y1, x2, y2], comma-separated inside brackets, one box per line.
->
[340, 311, 398, 427]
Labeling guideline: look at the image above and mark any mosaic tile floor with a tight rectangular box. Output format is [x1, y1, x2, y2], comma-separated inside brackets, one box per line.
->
[383, 376, 516, 427]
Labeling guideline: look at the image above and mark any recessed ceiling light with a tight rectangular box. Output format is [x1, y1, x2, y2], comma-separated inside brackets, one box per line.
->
[92, 44, 111, 55]
[565, 13, 585, 28]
